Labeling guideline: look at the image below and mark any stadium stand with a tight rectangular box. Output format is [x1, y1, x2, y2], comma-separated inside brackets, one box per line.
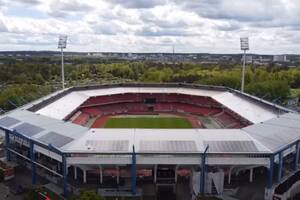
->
[82, 107, 102, 117]
[72, 112, 90, 126]
[71, 93, 249, 128]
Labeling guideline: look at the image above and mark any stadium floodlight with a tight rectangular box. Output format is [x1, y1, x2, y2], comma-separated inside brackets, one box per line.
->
[240, 37, 249, 92]
[58, 35, 68, 89]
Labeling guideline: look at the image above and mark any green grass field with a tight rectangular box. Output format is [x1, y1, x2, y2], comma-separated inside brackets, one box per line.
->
[104, 117, 193, 128]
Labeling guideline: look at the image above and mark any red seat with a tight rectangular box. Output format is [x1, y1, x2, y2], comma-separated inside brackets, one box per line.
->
[72, 112, 90, 125]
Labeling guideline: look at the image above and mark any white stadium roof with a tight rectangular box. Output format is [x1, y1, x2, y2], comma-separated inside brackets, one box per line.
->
[0, 83, 298, 159]
[0, 110, 271, 154]
[34, 85, 281, 123]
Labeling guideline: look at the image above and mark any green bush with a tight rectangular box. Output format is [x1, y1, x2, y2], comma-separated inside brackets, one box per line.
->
[72, 190, 105, 200]
[245, 80, 290, 101]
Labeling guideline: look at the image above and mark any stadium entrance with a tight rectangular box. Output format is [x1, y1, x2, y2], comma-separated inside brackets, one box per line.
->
[156, 165, 176, 184]
[156, 165, 176, 200]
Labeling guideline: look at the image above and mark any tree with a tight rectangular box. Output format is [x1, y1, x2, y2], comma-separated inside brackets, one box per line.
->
[291, 71, 300, 88]
[74, 190, 105, 200]
[245, 80, 290, 101]
[34, 73, 46, 85]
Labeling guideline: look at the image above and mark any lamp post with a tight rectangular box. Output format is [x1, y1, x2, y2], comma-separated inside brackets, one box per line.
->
[240, 37, 249, 92]
[58, 35, 68, 89]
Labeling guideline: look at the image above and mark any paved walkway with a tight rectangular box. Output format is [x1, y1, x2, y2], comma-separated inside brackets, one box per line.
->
[0, 183, 23, 200]
[231, 169, 266, 200]
[176, 183, 191, 200]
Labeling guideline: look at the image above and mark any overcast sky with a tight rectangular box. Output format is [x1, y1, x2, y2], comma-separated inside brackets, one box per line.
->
[0, 0, 299, 54]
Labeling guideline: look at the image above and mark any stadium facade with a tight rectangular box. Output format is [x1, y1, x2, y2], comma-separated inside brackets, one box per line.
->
[0, 83, 299, 200]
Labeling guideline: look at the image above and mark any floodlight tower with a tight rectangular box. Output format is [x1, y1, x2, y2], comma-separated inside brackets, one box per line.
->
[240, 37, 249, 92]
[58, 35, 68, 89]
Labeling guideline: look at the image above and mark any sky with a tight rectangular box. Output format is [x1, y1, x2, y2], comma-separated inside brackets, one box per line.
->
[0, 0, 300, 54]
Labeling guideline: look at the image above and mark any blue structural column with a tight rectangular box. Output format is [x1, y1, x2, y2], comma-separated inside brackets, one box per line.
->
[200, 154, 206, 195]
[277, 152, 283, 182]
[62, 154, 68, 197]
[200, 145, 209, 196]
[294, 142, 300, 171]
[267, 155, 274, 189]
[30, 140, 36, 185]
[131, 146, 137, 195]
[5, 130, 10, 161]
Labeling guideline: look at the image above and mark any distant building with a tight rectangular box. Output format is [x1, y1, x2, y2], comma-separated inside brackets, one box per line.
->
[240, 55, 253, 64]
[259, 56, 272, 64]
[88, 52, 104, 57]
[273, 55, 287, 62]
[245, 55, 253, 64]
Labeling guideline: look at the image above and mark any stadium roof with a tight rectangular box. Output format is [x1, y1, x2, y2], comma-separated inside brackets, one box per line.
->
[243, 113, 300, 152]
[30, 84, 287, 124]
[0, 109, 298, 155]
[0, 83, 298, 158]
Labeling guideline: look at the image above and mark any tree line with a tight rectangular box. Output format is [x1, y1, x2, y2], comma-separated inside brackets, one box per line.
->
[0, 59, 300, 111]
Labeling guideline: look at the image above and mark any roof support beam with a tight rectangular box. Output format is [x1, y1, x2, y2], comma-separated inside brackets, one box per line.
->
[62, 154, 68, 197]
[30, 140, 36, 185]
[99, 165, 103, 184]
[294, 142, 300, 171]
[200, 145, 209, 196]
[5, 130, 10, 162]
[131, 145, 137, 195]
[74, 166, 77, 180]
[267, 155, 274, 189]
[200, 154, 206, 195]
[277, 152, 283, 183]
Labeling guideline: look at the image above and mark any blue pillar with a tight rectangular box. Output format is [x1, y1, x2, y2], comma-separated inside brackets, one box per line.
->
[30, 140, 36, 185]
[294, 142, 300, 171]
[200, 154, 206, 195]
[277, 152, 283, 182]
[267, 155, 274, 189]
[62, 154, 68, 197]
[200, 146, 209, 196]
[5, 131, 10, 161]
[131, 146, 137, 195]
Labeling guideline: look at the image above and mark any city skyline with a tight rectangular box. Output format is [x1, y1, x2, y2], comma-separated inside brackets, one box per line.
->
[0, 0, 299, 54]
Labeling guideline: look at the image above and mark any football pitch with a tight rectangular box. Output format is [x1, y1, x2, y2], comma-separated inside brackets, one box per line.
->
[104, 116, 193, 128]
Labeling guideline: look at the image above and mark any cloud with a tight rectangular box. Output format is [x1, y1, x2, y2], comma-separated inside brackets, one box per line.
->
[135, 26, 196, 37]
[91, 21, 129, 35]
[178, 0, 300, 30]
[0, 13, 8, 32]
[179, 0, 276, 22]
[0, 20, 7, 32]
[15, 0, 41, 5]
[213, 21, 241, 31]
[44, 0, 93, 18]
[108, 0, 167, 9]
[0, 0, 299, 54]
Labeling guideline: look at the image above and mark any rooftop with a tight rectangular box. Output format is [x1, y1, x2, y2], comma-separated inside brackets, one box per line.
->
[0, 83, 298, 158]
[30, 83, 288, 124]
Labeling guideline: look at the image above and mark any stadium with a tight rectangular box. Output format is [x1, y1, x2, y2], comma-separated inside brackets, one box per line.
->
[0, 83, 300, 200]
